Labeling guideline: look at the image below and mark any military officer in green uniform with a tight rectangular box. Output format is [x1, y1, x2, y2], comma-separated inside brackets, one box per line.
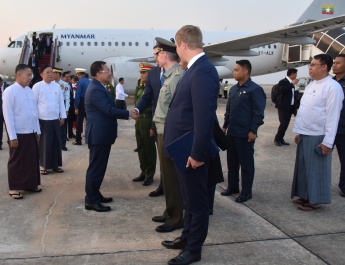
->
[151, 37, 184, 233]
[132, 62, 157, 186]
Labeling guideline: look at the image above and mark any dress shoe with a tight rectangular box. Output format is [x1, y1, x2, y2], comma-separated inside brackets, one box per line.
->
[66, 138, 70, 141]
[220, 188, 240, 196]
[149, 188, 164, 197]
[152, 215, 166, 223]
[274, 140, 282, 146]
[340, 190, 345, 197]
[100, 196, 113, 203]
[281, 140, 290, 145]
[167, 250, 201, 265]
[72, 141, 82, 145]
[0, 146, 2, 150]
[162, 237, 187, 249]
[156, 224, 183, 233]
[62, 147, 68, 151]
[85, 203, 111, 212]
[134, 148, 138, 152]
[235, 194, 252, 203]
[209, 209, 213, 215]
[69, 134, 76, 139]
[132, 174, 145, 182]
[143, 178, 153, 186]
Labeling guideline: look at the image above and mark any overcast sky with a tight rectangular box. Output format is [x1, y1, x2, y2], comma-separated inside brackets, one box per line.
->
[0, 0, 314, 82]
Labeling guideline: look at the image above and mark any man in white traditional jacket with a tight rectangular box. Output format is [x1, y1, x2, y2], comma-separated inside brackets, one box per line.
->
[32, 65, 67, 175]
[291, 54, 344, 211]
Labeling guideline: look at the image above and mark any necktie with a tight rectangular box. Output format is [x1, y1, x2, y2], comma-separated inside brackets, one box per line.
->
[160, 68, 165, 86]
[32, 57, 35, 67]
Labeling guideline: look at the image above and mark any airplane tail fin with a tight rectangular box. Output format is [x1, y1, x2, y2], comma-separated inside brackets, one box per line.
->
[296, 0, 345, 22]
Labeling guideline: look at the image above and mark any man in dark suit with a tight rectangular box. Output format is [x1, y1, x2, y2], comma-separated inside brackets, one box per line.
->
[37, 34, 45, 59]
[131, 45, 164, 197]
[28, 53, 40, 79]
[162, 25, 219, 265]
[274, 68, 298, 146]
[0, 77, 10, 150]
[84, 61, 131, 212]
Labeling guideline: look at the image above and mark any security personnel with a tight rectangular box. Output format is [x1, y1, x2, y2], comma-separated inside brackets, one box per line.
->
[73, 68, 90, 145]
[132, 63, 157, 186]
[53, 67, 70, 151]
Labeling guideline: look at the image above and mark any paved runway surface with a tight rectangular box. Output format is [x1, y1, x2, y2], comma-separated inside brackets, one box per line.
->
[0, 86, 344, 264]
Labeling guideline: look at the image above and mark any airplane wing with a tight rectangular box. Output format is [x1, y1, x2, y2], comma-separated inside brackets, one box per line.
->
[204, 15, 345, 57]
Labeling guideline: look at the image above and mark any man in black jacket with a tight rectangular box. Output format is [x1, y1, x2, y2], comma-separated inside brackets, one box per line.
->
[274, 68, 298, 146]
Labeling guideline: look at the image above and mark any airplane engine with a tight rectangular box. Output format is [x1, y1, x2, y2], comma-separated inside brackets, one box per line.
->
[103, 57, 143, 95]
[215, 66, 233, 79]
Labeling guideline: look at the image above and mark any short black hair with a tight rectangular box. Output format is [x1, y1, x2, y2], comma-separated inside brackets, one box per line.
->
[39, 65, 51, 74]
[119, 77, 124, 82]
[0, 77, 3, 82]
[62, 71, 71, 77]
[335, 54, 345, 59]
[90, 61, 106, 77]
[72, 76, 79, 82]
[314, 54, 333, 72]
[236, 60, 252, 74]
[287, 68, 298, 76]
[15, 64, 31, 74]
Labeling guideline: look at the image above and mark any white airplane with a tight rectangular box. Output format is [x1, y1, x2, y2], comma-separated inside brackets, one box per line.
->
[1, 0, 345, 94]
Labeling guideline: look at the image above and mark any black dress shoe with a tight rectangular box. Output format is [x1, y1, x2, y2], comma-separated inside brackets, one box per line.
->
[143, 178, 153, 186]
[209, 209, 213, 215]
[100, 196, 113, 203]
[152, 215, 166, 223]
[167, 250, 201, 265]
[69, 134, 76, 139]
[281, 140, 290, 145]
[62, 147, 68, 151]
[134, 148, 138, 152]
[162, 237, 187, 249]
[85, 203, 111, 212]
[72, 141, 82, 145]
[235, 194, 252, 203]
[220, 188, 240, 196]
[274, 141, 282, 146]
[132, 174, 145, 182]
[156, 224, 183, 233]
[149, 188, 164, 197]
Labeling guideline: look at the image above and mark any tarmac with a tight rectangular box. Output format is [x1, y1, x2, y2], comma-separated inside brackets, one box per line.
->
[0, 86, 344, 265]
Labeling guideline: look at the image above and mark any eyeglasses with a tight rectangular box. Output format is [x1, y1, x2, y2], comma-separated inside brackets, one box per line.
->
[140, 71, 147, 74]
[154, 50, 162, 57]
[308, 63, 324, 67]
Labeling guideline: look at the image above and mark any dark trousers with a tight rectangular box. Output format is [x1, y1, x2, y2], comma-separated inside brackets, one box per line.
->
[226, 135, 255, 195]
[335, 134, 345, 191]
[157, 134, 183, 227]
[85, 144, 111, 204]
[68, 106, 76, 138]
[177, 162, 209, 254]
[0, 110, 3, 147]
[275, 106, 294, 142]
[115, 99, 127, 110]
[76, 98, 86, 143]
[60, 119, 67, 148]
[223, 90, 228, 99]
[208, 184, 216, 212]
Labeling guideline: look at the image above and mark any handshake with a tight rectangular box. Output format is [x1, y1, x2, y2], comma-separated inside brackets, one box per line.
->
[130, 109, 139, 120]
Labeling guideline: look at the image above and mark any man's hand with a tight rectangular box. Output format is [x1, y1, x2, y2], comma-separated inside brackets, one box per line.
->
[318, 143, 332, 156]
[248, 131, 256, 142]
[186, 156, 204, 169]
[66, 111, 69, 117]
[10, 139, 18, 149]
[294, 135, 300, 144]
[130, 109, 139, 120]
[36, 134, 40, 142]
[59, 119, 65, 126]
[292, 78, 299, 85]
[149, 129, 155, 137]
[221, 127, 227, 134]
[75, 109, 79, 115]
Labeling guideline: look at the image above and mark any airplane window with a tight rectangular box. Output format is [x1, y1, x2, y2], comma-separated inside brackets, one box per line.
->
[145, 42, 149, 46]
[129, 42, 132, 46]
[60, 42, 63, 46]
[268, 45, 271, 49]
[274, 45, 277, 49]
[122, 42, 125, 46]
[80, 42, 84, 46]
[94, 42, 98, 46]
[115, 42, 118, 46]
[87, 42, 91, 46]
[135, 42, 139, 46]
[108, 42, 112, 46]
[16, 41, 22, 48]
[73, 42, 77, 46]
[8, 41, 15, 48]
[101, 42, 105, 46]
[66, 42, 70, 46]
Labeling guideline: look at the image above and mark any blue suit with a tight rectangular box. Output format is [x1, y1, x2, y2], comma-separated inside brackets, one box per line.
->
[75, 76, 91, 144]
[84, 78, 129, 204]
[164, 54, 219, 253]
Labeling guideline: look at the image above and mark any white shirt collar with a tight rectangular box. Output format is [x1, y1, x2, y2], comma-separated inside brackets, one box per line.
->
[187, 52, 205, 69]
[286, 76, 292, 83]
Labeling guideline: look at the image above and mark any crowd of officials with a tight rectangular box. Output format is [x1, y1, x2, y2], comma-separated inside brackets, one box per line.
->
[1, 25, 345, 265]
